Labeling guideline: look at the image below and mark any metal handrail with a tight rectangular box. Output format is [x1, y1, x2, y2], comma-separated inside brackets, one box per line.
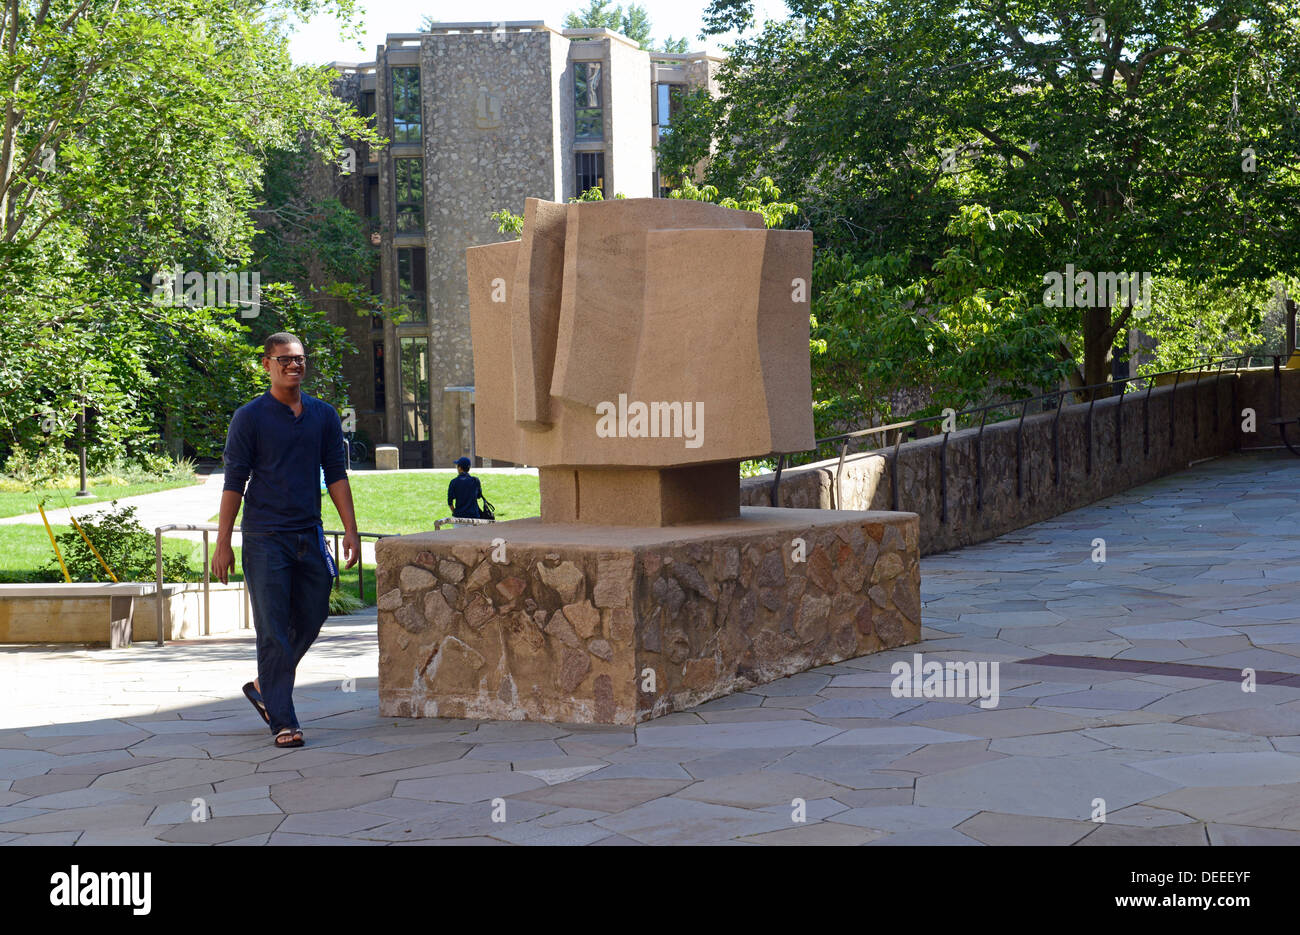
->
[152, 523, 390, 646]
[768, 354, 1274, 511]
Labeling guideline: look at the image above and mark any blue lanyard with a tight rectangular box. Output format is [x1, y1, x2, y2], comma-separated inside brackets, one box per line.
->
[318, 525, 338, 577]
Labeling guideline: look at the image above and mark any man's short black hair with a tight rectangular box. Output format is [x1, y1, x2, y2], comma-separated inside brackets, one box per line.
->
[263, 332, 303, 356]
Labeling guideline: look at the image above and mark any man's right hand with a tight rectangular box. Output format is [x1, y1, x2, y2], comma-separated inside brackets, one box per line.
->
[212, 540, 235, 585]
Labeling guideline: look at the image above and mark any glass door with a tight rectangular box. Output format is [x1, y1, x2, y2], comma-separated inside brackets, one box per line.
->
[399, 336, 430, 467]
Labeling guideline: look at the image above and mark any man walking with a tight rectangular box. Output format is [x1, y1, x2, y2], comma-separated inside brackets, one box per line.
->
[212, 333, 360, 748]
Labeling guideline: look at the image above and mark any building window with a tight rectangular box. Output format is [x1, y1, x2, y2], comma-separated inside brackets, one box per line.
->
[574, 62, 603, 140]
[360, 90, 376, 124]
[391, 67, 421, 143]
[400, 336, 430, 445]
[373, 342, 386, 410]
[657, 168, 683, 199]
[394, 158, 423, 233]
[397, 247, 427, 322]
[364, 175, 379, 219]
[576, 151, 605, 199]
[655, 83, 684, 141]
[370, 261, 382, 329]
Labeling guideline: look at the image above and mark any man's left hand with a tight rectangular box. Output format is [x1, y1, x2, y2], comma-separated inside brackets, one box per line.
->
[342, 530, 361, 569]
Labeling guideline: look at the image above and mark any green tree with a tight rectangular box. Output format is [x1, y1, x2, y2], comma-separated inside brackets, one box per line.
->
[668, 0, 1300, 394]
[491, 185, 629, 236]
[0, 0, 382, 464]
[666, 174, 798, 229]
[564, 1, 689, 52]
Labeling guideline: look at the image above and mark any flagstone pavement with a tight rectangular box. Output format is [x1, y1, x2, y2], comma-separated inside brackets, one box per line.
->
[2, 451, 1299, 846]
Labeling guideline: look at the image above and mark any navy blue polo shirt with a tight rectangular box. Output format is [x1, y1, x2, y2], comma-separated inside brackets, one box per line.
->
[222, 391, 347, 531]
[447, 473, 482, 518]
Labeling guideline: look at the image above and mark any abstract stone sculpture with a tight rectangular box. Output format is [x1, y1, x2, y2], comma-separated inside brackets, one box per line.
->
[466, 197, 815, 525]
[377, 199, 922, 723]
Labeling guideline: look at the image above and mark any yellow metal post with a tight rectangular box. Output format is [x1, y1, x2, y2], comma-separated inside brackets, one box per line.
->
[67, 512, 118, 582]
[37, 503, 71, 583]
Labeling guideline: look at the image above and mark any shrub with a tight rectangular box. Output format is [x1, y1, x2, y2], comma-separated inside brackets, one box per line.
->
[46, 501, 192, 583]
[88, 451, 197, 485]
[2, 446, 77, 487]
[329, 589, 364, 615]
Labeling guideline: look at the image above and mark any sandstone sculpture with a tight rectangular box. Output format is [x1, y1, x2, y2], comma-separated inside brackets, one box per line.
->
[377, 198, 922, 724]
[466, 198, 815, 525]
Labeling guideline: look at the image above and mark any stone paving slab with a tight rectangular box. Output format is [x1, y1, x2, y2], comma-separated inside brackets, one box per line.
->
[2, 452, 1300, 844]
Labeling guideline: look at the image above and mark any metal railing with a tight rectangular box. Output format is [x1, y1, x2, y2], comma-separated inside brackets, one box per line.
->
[1271, 354, 1300, 456]
[152, 524, 391, 646]
[767, 354, 1281, 515]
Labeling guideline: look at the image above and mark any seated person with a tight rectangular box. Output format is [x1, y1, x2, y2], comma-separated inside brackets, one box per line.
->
[447, 456, 484, 518]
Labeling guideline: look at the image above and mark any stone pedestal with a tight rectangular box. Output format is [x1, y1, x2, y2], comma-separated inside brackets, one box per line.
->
[374, 445, 399, 470]
[538, 461, 741, 526]
[376, 507, 921, 724]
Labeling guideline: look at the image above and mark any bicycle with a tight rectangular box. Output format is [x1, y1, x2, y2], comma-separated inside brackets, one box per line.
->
[345, 431, 370, 467]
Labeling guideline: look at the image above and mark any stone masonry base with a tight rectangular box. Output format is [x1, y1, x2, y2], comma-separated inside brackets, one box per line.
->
[376, 507, 921, 724]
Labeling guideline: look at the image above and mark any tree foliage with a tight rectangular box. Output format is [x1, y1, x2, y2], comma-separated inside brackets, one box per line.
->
[665, 0, 1300, 414]
[492, 185, 630, 236]
[666, 174, 798, 229]
[564, 0, 691, 52]
[0, 0, 382, 464]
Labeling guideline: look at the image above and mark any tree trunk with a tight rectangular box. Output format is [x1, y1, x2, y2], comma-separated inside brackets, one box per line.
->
[1083, 305, 1114, 397]
[164, 405, 183, 460]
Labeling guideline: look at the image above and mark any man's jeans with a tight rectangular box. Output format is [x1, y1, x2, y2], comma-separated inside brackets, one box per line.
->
[241, 528, 333, 732]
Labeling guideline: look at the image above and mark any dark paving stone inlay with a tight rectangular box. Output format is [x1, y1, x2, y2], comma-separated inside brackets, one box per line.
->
[1018, 654, 1300, 687]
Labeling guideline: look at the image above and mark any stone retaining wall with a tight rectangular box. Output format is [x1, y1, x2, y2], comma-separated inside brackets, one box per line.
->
[1236, 364, 1300, 450]
[742, 368, 1299, 555]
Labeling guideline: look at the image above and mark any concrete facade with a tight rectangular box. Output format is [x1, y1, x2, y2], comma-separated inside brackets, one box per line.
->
[322, 23, 722, 469]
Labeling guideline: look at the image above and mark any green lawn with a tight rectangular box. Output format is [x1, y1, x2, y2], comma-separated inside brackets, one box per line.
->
[0, 524, 219, 584]
[0, 476, 204, 519]
[211, 471, 541, 536]
[0, 523, 377, 605]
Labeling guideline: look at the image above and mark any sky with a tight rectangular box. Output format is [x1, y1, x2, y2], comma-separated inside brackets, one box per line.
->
[286, 0, 793, 65]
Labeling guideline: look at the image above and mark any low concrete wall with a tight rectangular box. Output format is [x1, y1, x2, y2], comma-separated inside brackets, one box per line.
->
[130, 582, 252, 642]
[0, 581, 252, 645]
[743, 367, 1297, 555]
[0, 583, 145, 646]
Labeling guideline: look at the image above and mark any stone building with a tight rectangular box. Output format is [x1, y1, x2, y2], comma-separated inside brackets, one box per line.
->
[322, 22, 721, 468]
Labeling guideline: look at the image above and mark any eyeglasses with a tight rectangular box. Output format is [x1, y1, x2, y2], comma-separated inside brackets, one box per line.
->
[268, 355, 307, 366]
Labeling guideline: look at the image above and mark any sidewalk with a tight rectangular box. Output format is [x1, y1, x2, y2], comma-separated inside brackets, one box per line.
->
[0, 470, 228, 530]
[1, 452, 1298, 845]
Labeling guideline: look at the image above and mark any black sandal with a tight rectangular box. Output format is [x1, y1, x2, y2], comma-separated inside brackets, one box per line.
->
[242, 682, 271, 727]
[274, 728, 304, 748]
